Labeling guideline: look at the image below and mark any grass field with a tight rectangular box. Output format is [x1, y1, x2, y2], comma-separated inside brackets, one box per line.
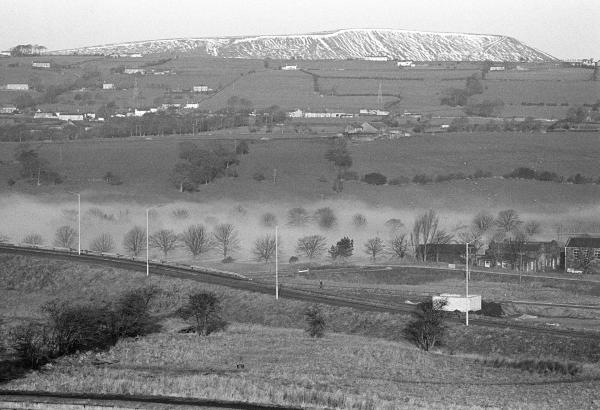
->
[1, 55, 597, 117]
[4, 323, 600, 409]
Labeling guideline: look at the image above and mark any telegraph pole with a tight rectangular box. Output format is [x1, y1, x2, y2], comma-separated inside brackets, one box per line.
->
[275, 225, 279, 300]
[466, 242, 469, 326]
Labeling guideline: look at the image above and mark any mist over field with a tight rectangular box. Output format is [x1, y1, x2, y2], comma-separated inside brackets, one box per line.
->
[1, 194, 597, 263]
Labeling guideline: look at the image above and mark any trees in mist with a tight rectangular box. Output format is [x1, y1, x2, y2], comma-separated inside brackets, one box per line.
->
[212, 224, 240, 259]
[149, 229, 179, 258]
[90, 233, 115, 253]
[411, 210, 439, 262]
[364, 237, 385, 262]
[53, 226, 77, 248]
[181, 225, 212, 258]
[123, 226, 146, 256]
[296, 235, 327, 260]
[253, 234, 277, 263]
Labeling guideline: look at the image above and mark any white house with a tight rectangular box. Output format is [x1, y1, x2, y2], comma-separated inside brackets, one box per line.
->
[123, 68, 146, 75]
[288, 109, 304, 118]
[5, 84, 29, 90]
[192, 85, 210, 93]
[359, 109, 389, 116]
[397, 61, 415, 68]
[490, 66, 506, 71]
[184, 103, 200, 109]
[364, 56, 389, 62]
[34, 111, 58, 119]
[281, 65, 298, 70]
[57, 113, 84, 121]
[102, 83, 114, 90]
[32, 61, 51, 69]
[0, 105, 18, 114]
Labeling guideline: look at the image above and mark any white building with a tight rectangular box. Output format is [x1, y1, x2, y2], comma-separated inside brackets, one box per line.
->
[34, 112, 58, 119]
[102, 83, 115, 90]
[397, 60, 415, 68]
[5, 84, 29, 91]
[192, 85, 210, 93]
[364, 56, 389, 62]
[281, 65, 298, 70]
[359, 109, 390, 116]
[57, 113, 84, 121]
[32, 61, 51, 69]
[288, 109, 304, 118]
[123, 68, 146, 75]
[490, 66, 506, 71]
[184, 103, 200, 109]
[0, 105, 18, 114]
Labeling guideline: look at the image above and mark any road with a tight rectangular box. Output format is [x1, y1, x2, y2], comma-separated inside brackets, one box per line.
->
[1, 244, 598, 340]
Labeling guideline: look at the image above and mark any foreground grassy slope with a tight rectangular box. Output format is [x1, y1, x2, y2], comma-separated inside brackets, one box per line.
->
[1, 132, 600, 212]
[5, 323, 600, 409]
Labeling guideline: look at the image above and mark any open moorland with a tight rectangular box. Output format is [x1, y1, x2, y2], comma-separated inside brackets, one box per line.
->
[1, 255, 599, 409]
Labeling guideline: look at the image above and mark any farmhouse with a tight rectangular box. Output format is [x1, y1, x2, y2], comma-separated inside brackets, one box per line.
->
[287, 109, 355, 119]
[0, 105, 18, 114]
[489, 66, 506, 71]
[192, 85, 210, 92]
[34, 111, 58, 120]
[57, 113, 84, 121]
[184, 103, 200, 109]
[123, 68, 146, 75]
[364, 56, 389, 62]
[564, 236, 600, 273]
[479, 240, 561, 272]
[102, 83, 114, 90]
[397, 60, 415, 68]
[31, 61, 51, 69]
[5, 83, 29, 91]
[359, 109, 390, 116]
[280, 65, 298, 70]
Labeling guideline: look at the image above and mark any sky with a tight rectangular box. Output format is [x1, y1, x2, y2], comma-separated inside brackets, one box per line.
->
[2, 0, 598, 59]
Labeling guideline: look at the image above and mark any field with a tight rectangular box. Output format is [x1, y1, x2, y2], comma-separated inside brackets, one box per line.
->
[0, 55, 598, 118]
[1, 255, 600, 409]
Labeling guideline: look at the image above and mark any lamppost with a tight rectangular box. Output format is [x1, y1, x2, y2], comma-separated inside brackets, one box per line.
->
[275, 225, 279, 300]
[146, 204, 167, 277]
[67, 192, 81, 255]
[465, 242, 470, 326]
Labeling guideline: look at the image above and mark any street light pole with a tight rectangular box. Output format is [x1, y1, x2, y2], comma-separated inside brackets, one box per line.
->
[275, 225, 279, 300]
[77, 193, 81, 255]
[146, 208, 150, 277]
[466, 242, 469, 326]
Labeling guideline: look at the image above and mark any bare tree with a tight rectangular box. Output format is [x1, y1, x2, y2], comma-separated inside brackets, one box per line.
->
[181, 224, 212, 257]
[524, 221, 542, 238]
[495, 209, 523, 239]
[90, 233, 115, 253]
[150, 229, 179, 258]
[457, 229, 483, 259]
[261, 212, 277, 228]
[213, 223, 240, 259]
[253, 234, 277, 262]
[296, 235, 327, 259]
[473, 212, 495, 234]
[123, 226, 146, 256]
[54, 225, 77, 248]
[23, 233, 43, 245]
[390, 234, 408, 259]
[364, 237, 385, 262]
[412, 210, 439, 262]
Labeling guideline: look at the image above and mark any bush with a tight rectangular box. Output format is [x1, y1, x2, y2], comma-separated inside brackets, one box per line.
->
[289, 256, 299, 263]
[261, 212, 277, 228]
[304, 305, 326, 338]
[10, 323, 52, 369]
[478, 301, 504, 317]
[110, 286, 160, 341]
[480, 358, 581, 376]
[314, 207, 337, 229]
[504, 167, 536, 180]
[405, 299, 447, 351]
[362, 172, 387, 185]
[388, 176, 410, 185]
[178, 291, 227, 336]
[23, 233, 43, 245]
[412, 174, 433, 184]
[253, 171, 266, 182]
[222, 256, 234, 263]
[567, 173, 593, 184]
[329, 236, 354, 260]
[287, 207, 310, 226]
[339, 170, 359, 181]
[352, 213, 367, 228]
[171, 208, 190, 219]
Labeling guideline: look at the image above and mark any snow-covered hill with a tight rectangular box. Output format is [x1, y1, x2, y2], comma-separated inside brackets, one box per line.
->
[54, 28, 556, 62]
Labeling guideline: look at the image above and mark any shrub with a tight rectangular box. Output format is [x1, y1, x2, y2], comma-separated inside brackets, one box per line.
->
[479, 301, 504, 317]
[405, 299, 447, 351]
[178, 291, 227, 336]
[289, 256, 299, 263]
[352, 213, 367, 228]
[110, 286, 160, 341]
[339, 170, 359, 181]
[253, 171, 266, 182]
[261, 212, 277, 228]
[362, 172, 387, 185]
[314, 207, 337, 229]
[89, 233, 115, 253]
[567, 173, 593, 184]
[472, 169, 493, 179]
[504, 167, 536, 180]
[296, 235, 328, 259]
[329, 236, 354, 260]
[171, 208, 190, 219]
[388, 176, 410, 185]
[10, 323, 52, 369]
[287, 207, 310, 226]
[304, 305, 326, 338]
[480, 358, 581, 376]
[536, 171, 562, 182]
[412, 174, 433, 184]
[222, 256, 234, 263]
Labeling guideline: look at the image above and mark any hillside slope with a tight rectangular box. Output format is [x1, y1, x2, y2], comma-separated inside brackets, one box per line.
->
[54, 28, 556, 62]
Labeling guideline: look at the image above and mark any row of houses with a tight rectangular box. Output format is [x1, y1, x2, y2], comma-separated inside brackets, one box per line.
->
[417, 236, 600, 274]
[287, 108, 390, 119]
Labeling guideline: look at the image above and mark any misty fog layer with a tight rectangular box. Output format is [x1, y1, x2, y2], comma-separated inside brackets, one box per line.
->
[1, 194, 597, 263]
